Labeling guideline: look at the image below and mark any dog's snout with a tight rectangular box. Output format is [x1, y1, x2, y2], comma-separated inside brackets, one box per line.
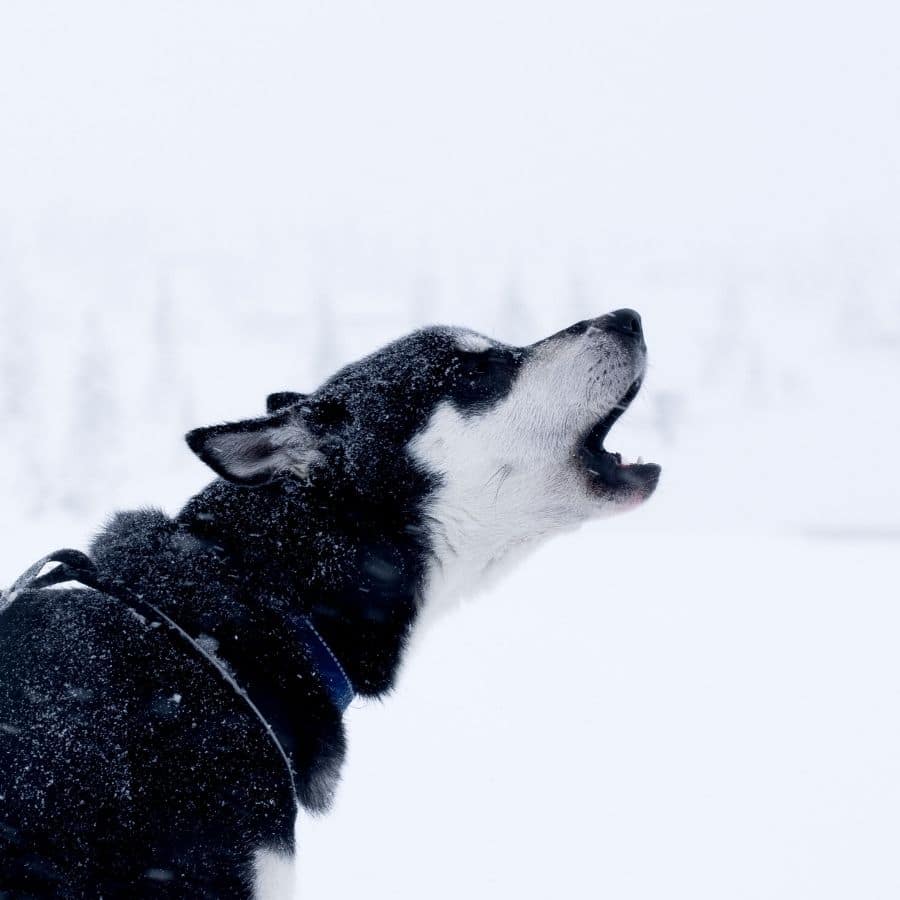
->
[602, 308, 643, 341]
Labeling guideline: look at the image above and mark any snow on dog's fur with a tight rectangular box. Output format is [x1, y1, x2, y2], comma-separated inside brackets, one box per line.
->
[0, 310, 659, 897]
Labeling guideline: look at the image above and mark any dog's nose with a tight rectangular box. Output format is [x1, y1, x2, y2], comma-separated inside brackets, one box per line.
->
[602, 308, 643, 340]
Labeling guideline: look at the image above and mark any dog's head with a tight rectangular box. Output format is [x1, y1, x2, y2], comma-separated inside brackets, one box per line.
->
[187, 310, 659, 600]
[187, 309, 659, 513]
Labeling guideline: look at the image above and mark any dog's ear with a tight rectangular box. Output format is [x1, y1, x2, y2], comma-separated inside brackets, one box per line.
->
[266, 391, 306, 414]
[185, 408, 323, 486]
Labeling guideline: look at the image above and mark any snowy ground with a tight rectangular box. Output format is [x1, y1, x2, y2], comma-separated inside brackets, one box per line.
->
[4, 514, 896, 898]
[301, 530, 900, 900]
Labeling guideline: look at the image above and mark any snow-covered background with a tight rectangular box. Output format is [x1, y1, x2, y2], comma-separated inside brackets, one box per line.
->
[1, 2, 899, 897]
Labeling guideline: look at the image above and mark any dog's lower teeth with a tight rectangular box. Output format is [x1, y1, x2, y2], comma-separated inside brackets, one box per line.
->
[637, 456, 643, 464]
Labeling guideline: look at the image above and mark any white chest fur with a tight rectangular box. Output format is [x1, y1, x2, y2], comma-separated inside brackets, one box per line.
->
[253, 846, 297, 899]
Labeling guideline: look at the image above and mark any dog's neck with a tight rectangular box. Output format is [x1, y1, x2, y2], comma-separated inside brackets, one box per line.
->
[174, 478, 426, 698]
[409, 404, 591, 625]
[177, 449, 586, 679]
[417, 475, 585, 627]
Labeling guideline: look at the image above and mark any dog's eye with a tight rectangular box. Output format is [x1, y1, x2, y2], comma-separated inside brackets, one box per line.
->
[458, 349, 510, 378]
[453, 349, 521, 407]
[459, 351, 491, 378]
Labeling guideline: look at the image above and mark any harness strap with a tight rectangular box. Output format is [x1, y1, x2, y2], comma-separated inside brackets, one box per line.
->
[18, 554, 355, 713]
[1, 550, 301, 806]
[0, 549, 92, 606]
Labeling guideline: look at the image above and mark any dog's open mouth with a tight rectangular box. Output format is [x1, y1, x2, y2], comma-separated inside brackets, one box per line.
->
[578, 379, 661, 499]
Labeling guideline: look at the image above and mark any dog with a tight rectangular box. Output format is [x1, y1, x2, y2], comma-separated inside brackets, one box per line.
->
[0, 309, 660, 897]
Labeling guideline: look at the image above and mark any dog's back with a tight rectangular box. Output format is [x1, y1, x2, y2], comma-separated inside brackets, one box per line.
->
[0, 583, 296, 897]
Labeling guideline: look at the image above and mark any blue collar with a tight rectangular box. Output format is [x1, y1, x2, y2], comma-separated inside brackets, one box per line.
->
[293, 616, 355, 713]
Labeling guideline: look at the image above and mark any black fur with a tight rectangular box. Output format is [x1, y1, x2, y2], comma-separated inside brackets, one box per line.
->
[0, 318, 655, 896]
[0, 327, 526, 897]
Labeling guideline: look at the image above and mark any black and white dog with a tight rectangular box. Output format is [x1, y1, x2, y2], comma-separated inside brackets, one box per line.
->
[0, 309, 659, 898]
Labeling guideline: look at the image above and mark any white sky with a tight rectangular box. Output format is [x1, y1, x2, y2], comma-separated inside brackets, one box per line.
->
[1, 0, 897, 259]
